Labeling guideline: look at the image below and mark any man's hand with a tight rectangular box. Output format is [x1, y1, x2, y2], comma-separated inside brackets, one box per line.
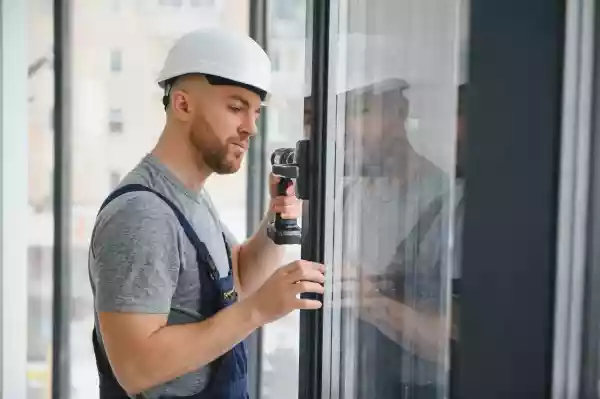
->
[269, 173, 302, 220]
[246, 260, 325, 324]
[233, 174, 303, 299]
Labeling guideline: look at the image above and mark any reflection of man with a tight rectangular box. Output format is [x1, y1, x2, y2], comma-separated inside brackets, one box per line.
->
[337, 79, 458, 399]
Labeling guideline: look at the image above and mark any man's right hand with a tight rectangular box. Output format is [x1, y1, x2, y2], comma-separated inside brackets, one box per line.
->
[246, 260, 325, 325]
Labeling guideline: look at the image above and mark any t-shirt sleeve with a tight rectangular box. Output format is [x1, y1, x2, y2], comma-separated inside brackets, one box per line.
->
[90, 192, 181, 314]
[221, 222, 241, 247]
[200, 189, 241, 247]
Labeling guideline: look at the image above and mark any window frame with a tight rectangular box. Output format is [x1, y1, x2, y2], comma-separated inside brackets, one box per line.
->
[298, 0, 330, 398]
[52, 0, 74, 397]
[246, 0, 269, 398]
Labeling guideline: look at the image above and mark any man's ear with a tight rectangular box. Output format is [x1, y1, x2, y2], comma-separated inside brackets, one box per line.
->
[170, 90, 192, 120]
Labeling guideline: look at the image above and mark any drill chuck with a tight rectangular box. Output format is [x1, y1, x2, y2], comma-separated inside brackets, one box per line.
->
[271, 148, 296, 165]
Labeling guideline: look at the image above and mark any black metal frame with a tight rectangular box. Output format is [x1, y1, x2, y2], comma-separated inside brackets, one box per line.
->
[458, 0, 565, 398]
[579, 4, 600, 397]
[246, 0, 269, 397]
[52, 0, 72, 398]
[298, 0, 330, 398]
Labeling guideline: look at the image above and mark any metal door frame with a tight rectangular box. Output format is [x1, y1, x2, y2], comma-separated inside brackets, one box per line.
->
[298, 1, 331, 398]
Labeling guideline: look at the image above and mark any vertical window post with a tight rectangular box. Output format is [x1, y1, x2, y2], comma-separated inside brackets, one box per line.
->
[247, 0, 268, 397]
[52, 0, 73, 397]
[299, 0, 330, 398]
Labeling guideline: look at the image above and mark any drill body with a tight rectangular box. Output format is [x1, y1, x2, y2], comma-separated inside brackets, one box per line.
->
[267, 147, 304, 245]
[266, 177, 302, 245]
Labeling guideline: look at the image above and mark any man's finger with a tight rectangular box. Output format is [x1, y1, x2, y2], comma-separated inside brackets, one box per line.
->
[286, 183, 296, 196]
[294, 298, 323, 310]
[271, 196, 299, 207]
[286, 267, 326, 285]
[270, 173, 280, 184]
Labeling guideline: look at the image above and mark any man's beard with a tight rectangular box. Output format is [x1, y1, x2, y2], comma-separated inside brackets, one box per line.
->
[192, 136, 241, 175]
[190, 114, 242, 175]
[203, 145, 241, 175]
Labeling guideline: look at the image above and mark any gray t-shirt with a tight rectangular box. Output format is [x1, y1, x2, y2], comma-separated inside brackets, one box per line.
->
[88, 154, 239, 398]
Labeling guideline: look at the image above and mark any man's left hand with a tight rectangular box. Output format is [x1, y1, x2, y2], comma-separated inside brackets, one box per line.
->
[269, 173, 302, 219]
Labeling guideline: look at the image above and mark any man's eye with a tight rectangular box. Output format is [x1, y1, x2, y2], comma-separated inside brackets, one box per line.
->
[229, 105, 242, 112]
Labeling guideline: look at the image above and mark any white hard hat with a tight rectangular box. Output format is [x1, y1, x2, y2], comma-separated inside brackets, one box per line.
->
[157, 28, 272, 103]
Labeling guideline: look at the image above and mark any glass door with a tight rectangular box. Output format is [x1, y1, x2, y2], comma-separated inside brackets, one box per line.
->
[299, 0, 467, 397]
[323, 0, 465, 398]
[298, 0, 567, 398]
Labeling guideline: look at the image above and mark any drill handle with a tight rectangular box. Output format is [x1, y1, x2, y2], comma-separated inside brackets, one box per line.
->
[277, 177, 291, 196]
[275, 177, 294, 226]
[267, 176, 302, 245]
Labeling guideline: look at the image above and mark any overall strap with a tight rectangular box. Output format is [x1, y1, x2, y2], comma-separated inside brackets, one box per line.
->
[98, 183, 219, 280]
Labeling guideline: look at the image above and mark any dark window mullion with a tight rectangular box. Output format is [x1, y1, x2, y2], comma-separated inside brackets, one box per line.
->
[52, 0, 73, 398]
[299, 0, 330, 399]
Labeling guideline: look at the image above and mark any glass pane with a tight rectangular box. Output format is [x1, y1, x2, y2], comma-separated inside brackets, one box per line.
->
[69, 2, 250, 398]
[325, 0, 469, 397]
[27, 0, 54, 397]
[260, 1, 308, 398]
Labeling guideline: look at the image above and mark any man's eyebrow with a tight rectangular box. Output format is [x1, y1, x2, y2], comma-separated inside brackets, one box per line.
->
[228, 95, 250, 107]
[228, 94, 261, 113]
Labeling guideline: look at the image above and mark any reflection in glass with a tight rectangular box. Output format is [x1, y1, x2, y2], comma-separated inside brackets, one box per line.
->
[69, 1, 250, 398]
[324, 0, 468, 397]
[340, 77, 453, 399]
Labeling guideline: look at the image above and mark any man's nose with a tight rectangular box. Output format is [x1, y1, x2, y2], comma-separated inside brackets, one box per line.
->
[240, 115, 258, 137]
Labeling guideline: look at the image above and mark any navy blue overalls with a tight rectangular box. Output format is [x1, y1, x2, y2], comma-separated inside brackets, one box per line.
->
[91, 184, 248, 399]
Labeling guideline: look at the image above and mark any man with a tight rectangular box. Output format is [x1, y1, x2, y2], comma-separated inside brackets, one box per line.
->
[88, 28, 325, 399]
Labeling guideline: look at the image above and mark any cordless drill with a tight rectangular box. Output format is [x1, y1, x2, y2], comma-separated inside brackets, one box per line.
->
[267, 148, 302, 245]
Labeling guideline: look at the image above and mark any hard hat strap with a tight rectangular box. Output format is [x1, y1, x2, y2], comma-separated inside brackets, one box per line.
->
[161, 74, 266, 111]
[162, 80, 174, 110]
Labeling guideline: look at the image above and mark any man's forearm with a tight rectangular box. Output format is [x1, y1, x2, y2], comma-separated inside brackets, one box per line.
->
[112, 300, 262, 395]
[236, 210, 286, 297]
